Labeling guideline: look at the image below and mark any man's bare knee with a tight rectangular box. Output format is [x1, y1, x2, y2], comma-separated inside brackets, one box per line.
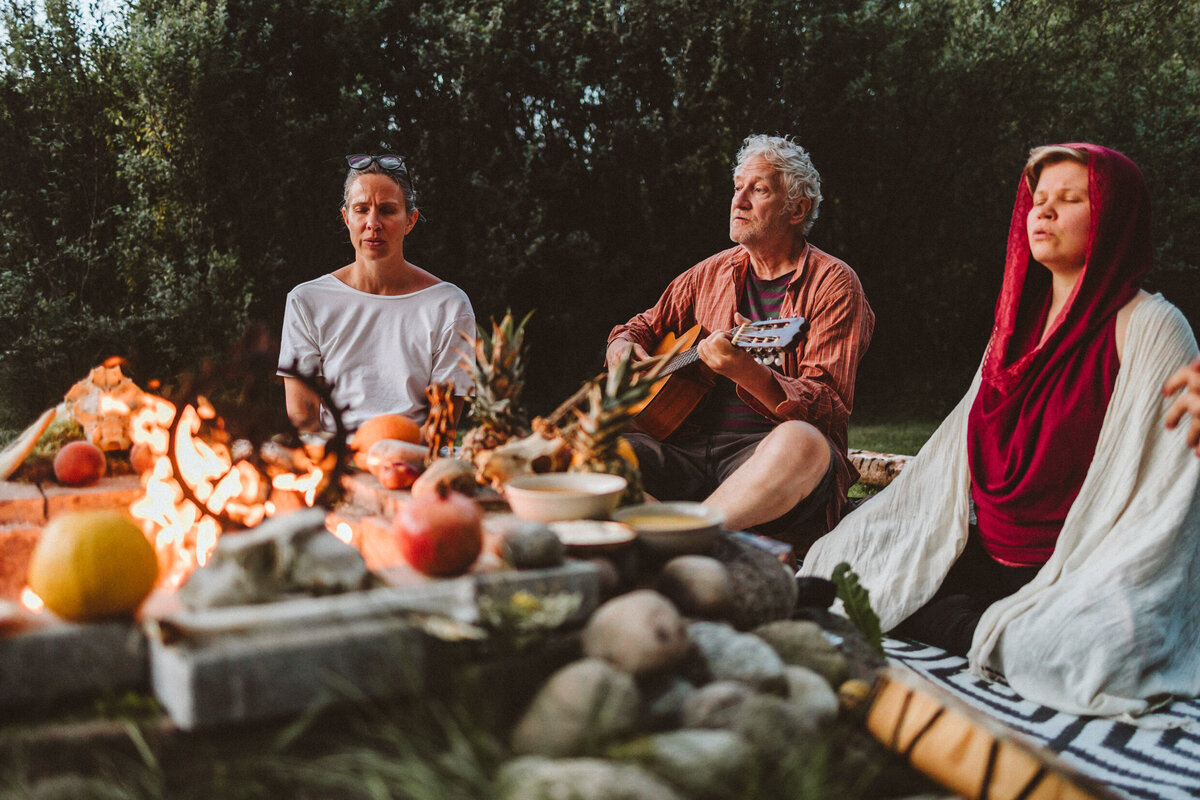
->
[756, 421, 830, 477]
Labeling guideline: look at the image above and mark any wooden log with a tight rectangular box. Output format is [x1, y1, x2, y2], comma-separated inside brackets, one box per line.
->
[867, 665, 1120, 800]
[849, 449, 911, 489]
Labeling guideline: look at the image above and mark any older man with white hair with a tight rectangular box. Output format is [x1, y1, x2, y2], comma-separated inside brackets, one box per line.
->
[607, 134, 874, 553]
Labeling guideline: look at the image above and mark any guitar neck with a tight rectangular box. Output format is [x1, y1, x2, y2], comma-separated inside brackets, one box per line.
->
[640, 317, 807, 380]
[656, 347, 702, 378]
[652, 322, 762, 378]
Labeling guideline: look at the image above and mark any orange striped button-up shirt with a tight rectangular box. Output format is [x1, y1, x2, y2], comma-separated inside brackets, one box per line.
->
[608, 242, 875, 532]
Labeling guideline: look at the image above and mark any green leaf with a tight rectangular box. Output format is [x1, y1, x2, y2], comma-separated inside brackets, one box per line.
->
[831, 562, 884, 657]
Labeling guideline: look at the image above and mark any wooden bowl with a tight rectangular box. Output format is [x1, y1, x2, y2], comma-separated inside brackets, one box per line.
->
[504, 473, 628, 522]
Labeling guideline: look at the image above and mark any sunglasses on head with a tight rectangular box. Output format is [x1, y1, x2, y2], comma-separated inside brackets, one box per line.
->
[346, 153, 408, 173]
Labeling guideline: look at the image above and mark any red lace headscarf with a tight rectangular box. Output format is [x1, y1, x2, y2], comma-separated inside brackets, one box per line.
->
[967, 144, 1152, 566]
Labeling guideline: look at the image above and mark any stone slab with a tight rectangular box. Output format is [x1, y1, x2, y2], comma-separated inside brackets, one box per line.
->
[146, 579, 475, 730]
[474, 561, 602, 627]
[0, 481, 45, 524]
[0, 618, 148, 708]
[149, 615, 425, 731]
[42, 475, 144, 517]
[0, 523, 40, 600]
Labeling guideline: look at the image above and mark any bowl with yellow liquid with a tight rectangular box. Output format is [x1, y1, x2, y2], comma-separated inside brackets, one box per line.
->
[611, 502, 725, 557]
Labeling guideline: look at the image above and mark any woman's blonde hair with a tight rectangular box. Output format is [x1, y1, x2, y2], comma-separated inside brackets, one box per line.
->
[1023, 145, 1089, 193]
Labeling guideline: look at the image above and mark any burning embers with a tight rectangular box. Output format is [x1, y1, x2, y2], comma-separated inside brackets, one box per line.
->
[129, 394, 333, 589]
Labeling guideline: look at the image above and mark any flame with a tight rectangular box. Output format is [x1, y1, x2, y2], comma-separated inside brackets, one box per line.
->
[20, 586, 44, 613]
[272, 467, 325, 507]
[99, 395, 131, 415]
[127, 395, 326, 588]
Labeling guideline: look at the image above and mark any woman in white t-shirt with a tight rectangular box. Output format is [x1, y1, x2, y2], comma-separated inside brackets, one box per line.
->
[278, 154, 475, 435]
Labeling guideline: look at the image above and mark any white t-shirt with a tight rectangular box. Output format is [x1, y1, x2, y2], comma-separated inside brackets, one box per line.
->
[277, 274, 475, 432]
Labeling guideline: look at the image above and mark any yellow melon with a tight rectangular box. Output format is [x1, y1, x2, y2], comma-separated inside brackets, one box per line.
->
[352, 414, 422, 469]
[27, 510, 158, 621]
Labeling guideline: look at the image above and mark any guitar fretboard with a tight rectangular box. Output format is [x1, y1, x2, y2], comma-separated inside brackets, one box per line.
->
[652, 321, 799, 378]
[658, 347, 702, 378]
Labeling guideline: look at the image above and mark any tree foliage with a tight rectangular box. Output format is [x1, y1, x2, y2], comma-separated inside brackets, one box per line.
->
[1, 0, 1197, 428]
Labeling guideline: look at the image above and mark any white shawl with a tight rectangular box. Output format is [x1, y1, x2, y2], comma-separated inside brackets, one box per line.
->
[802, 294, 1200, 721]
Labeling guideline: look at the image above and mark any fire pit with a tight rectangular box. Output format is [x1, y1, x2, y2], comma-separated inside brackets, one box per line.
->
[0, 466, 602, 729]
[0, 358, 603, 729]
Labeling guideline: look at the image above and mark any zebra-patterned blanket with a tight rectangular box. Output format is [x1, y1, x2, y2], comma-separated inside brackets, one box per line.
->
[885, 637, 1200, 800]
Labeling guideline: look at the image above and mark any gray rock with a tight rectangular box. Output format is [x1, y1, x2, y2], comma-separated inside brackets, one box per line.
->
[792, 607, 888, 681]
[511, 659, 641, 757]
[494, 519, 566, 568]
[289, 524, 373, 594]
[609, 729, 755, 800]
[753, 619, 850, 687]
[642, 676, 697, 730]
[583, 590, 690, 675]
[497, 756, 686, 800]
[680, 681, 754, 729]
[783, 665, 839, 728]
[686, 621, 786, 693]
[656, 555, 733, 619]
[177, 507, 369, 609]
[711, 533, 797, 629]
[733, 693, 821, 761]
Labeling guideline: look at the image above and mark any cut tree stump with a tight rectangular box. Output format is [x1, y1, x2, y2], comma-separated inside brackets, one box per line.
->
[848, 449, 911, 489]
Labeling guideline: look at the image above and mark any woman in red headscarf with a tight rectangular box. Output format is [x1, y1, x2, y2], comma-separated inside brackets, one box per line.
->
[801, 144, 1200, 719]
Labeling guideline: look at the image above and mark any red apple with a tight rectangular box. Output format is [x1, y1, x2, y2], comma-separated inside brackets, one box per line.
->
[393, 486, 483, 576]
[53, 441, 107, 486]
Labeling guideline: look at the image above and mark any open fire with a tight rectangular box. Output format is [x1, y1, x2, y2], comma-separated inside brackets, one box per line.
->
[16, 367, 333, 610]
[130, 394, 330, 589]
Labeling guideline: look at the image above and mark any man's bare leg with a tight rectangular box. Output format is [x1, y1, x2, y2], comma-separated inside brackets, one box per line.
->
[704, 420, 831, 531]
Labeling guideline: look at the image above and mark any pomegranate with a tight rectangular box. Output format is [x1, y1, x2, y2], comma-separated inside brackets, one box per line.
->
[393, 485, 483, 576]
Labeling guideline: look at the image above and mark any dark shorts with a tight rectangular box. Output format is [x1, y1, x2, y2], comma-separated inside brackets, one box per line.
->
[623, 429, 837, 541]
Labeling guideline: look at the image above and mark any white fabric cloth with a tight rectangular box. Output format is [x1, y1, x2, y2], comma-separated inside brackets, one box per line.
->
[802, 294, 1200, 720]
[277, 274, 475, 432]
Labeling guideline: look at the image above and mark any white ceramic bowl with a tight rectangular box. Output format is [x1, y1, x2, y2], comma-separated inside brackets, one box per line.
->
[548, 520, 638, 555]
[611, 502, 725, 557]
[504, 473, 628, 522]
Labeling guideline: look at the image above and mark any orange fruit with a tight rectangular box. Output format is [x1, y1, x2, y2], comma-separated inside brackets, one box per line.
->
[352, 414, 422, 469]
[27, 510, 159, 621]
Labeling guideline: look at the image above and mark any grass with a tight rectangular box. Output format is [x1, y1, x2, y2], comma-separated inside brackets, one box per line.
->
[0, 682, 938, 800]
[846, 418, 940, 498]
[848, 419, 940, 456]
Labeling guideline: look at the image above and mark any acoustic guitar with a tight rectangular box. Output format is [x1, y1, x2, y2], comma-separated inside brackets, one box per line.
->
[629, 317, 809, 440]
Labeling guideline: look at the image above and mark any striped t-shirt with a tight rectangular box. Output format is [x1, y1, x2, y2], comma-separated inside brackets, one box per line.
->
[693, 269, 794, 433]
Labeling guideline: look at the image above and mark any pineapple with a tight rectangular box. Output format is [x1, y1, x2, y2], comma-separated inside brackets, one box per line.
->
[460, 310, 532, 465]
[569, 347, 652, 505]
